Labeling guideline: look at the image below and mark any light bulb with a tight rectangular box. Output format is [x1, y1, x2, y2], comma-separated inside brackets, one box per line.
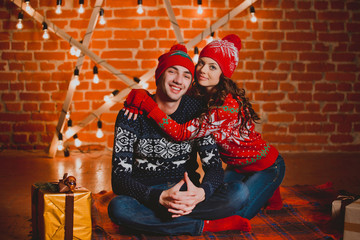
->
[99, 16, 106, 25]
[70, 46, 77, 56]
[139, 81, 149, 89]
[16, 19, 23, 30]
[65, 111, 70, 120]
[42, 30, 49, 39]
[25, 1, 31, 12]
[75, 48, 81, 57]
[93, 74, 99, 84]
[57, 140, 64, 151]
[78, 0, 85, 14]
[206, 36, 213, 44]
[250, 5, 257, 23]
[55, 5, 62, 14]
[17, 12, 24, 30]
[99, 8, 106, 25]
[137, 4, 144, 14]
[73, 67, 80, 86]
[57, 133, 64, 151]
[193, 46, 199, 64]
[104, 90, 119, 102]
[65, 127, 74, 138]
[74, 138, 82, 147]
[197, 5, 203, 14]
[96, 128, 104, 138]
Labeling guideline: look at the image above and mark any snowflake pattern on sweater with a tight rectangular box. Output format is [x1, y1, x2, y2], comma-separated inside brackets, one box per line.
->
[146, 93, 279, 172]
[111, 95, 224, 206]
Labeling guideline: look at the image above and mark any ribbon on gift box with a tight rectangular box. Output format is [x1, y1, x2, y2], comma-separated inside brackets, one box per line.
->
[58, 173, 77, 240]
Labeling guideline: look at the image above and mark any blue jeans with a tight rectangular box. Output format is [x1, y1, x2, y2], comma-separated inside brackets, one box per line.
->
[108, 181, 249, 236]
[224, 154, 286, 219]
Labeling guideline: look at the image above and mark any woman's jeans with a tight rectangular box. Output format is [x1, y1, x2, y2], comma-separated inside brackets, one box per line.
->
[108, 181, 249, 236]
[224, 154, 286, 219]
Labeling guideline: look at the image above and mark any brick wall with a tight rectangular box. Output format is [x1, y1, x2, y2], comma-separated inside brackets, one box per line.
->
[0, 0, 359, 152]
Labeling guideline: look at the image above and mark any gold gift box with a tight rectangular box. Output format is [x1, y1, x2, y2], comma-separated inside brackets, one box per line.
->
[344, 199, 360, 240]
[32, 183, 92, 240]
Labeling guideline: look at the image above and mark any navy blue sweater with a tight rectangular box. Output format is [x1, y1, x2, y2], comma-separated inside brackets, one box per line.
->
[111, 95, 224, 206]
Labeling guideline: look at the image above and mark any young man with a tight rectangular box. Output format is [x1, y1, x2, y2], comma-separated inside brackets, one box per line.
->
[108, 45, 250, 236]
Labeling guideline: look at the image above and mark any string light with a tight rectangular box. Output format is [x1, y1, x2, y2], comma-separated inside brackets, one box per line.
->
[104, 90, 119, 102]
[93, 65, 99, 84]
[73, 67, 80, 86]
[57, 133, 64, 151]
[197, 0, 203, 14]
[193, 46, 199, 64]
[56, 0, 62, 15]
[137, 0, 144, 14]
[16, 12, 24, 30]
[250, 5, 257, 23]
[42, 22, 50, 40]
[25, 0, 31, 12]
[96, 120, 104, 138]
[78, 0, 85, 14]
[99, 8, 106, 25]
[207, 32, 214, 44]
[73, 134, 82, 147]
[65, 118, 74, 138]
[65, 111, 71, 120]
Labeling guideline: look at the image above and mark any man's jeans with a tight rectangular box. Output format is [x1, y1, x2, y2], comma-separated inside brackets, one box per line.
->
[108, 181, 249, 236]
[224, 154, 286, 219]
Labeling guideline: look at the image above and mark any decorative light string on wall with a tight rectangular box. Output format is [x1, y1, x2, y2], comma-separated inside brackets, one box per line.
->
[42, 21, 49, 39]
[96, 119, 104, 138]
[137, 0, 144, 14]
[24, 0, 31, 11]
[207, 31, 214, 44]
[65, 118, 74, 138]
[16, 11, 23, 29]
[73, 134, 82, 147]
[57, 133, 64, 151]
[104, 90, 120, 103]
[56, 0, 62, 14]
[73, 67, 80, 86]
[193, 46, 199, 64]
[99, 8, 106, 25]
[250, 5, 257, 22]
[197, 0, 203, 14]
[78, 0, 85, 14]
[93, 65, 99, 84]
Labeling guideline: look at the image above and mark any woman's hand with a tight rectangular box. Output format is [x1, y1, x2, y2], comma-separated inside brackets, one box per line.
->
[123, 88, 159, 120]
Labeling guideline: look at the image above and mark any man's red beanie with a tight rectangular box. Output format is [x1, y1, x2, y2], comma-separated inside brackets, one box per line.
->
[199, 34, 242, 78]
[155, 44, 195, 84]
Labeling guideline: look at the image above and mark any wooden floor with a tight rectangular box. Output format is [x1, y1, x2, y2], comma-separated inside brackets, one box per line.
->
[0, 149, 359, 239]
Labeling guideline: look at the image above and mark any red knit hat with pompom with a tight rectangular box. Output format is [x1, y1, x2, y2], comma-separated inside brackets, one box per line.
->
[155, 44, 195, 85]
[199, 34, 242, 78]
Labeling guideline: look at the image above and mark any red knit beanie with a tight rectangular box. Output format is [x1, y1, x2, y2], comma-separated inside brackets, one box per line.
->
[155, 44, 195, 85]
[199, 34, 242, 78]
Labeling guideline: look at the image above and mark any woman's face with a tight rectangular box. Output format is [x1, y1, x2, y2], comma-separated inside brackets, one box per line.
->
[195, 57, 222, 92]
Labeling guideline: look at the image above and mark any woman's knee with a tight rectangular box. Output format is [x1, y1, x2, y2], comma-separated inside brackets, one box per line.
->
[228, 181, 249, 209]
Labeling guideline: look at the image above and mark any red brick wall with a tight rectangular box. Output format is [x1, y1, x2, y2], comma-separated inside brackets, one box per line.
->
[0, 0, 359, 152]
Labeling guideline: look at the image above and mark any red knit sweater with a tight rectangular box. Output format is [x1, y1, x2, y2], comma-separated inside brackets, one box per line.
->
[147, 93, 279, 173]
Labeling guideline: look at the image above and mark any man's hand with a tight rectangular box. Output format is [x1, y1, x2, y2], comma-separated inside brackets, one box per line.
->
[159, 172, 206, 218]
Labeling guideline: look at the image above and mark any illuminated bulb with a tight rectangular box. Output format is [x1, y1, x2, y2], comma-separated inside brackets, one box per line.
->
[65, 119, 74, 138]
[99, 8, 106, 25]
[207, 32, 214, 44]
[25, 0, 31, 12]
[197, 0, 203, 14]
[70, 46, 77, 56]
[78, 0, 84, 14]
[73, 67, 80, 86]
[250, 5, 257, 23]
[42, 22, 49, 40]
[16, 12, 24, 30]
[75, 48, 81, 57]
[93, 65, 99, 84]
[73, 134, 82, 147]
[57, 133, 64, 151]
[193, 46, 199, 64]
[104, 90, 119, 102]
[137, 0, 144, 14]
[139, 81, 149, 89]
[65, 111, 70, 120]
[56, 0, 62, 14]
[96, 120, 104, 138]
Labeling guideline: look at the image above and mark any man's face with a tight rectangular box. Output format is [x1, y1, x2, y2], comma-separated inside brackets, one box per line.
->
[157, 65, 192, 103]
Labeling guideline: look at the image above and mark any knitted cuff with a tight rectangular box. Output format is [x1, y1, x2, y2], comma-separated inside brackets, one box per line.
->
[147, 106, 167, 124]
[141, 96, 158, 114]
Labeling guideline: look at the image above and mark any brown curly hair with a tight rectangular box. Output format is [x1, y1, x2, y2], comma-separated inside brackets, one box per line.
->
[188, 73, 260, 132]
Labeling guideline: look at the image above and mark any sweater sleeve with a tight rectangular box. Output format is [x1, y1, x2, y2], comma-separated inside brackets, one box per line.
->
[111, 110, 162, 206]
[195, 135, 224, 200]
[146, 95, 238, 142]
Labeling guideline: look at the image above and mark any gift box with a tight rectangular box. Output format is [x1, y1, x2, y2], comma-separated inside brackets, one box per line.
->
[32, 182, 92, 240]
[331, 194, 356, 230]
[343, 199, 360, 240]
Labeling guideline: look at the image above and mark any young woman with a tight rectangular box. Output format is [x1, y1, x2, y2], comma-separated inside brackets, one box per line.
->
[124, 34, 285, 220]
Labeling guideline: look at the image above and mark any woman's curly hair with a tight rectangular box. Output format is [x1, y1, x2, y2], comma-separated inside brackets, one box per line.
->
[188, 74, 260, 132]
